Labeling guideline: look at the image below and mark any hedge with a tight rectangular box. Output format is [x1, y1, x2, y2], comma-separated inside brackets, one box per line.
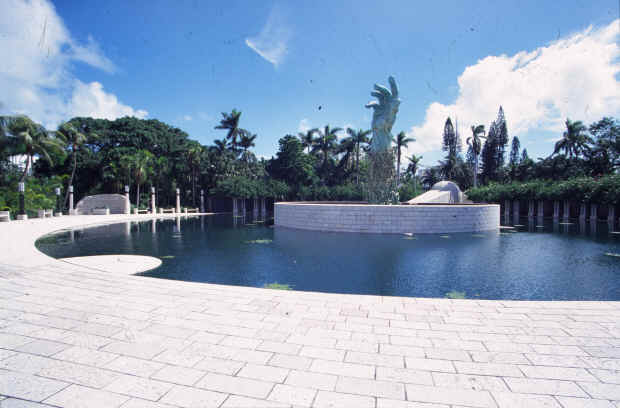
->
[466, 175, 620, 204]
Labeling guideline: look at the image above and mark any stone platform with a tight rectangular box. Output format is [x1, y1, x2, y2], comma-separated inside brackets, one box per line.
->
[0, 214, 618, 407]
[275, 202, 500, 234]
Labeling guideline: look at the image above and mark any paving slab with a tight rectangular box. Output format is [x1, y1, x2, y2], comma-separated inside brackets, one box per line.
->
[0, 214, 618, 407]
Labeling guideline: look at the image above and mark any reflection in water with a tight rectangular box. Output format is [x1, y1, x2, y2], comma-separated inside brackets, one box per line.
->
[36, 214, 620, 300]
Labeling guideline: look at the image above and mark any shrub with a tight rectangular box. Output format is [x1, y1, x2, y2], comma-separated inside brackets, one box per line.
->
[466, 175, 620, 204]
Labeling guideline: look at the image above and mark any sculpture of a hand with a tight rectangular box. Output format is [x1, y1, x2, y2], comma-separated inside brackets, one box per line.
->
[365, 76, 400, 152]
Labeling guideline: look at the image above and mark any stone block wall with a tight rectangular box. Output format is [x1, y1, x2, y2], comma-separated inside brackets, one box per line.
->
[275, 202, 499, 234]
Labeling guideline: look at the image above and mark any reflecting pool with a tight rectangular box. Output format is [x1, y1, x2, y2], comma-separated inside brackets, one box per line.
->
[36, 214, 620, 300]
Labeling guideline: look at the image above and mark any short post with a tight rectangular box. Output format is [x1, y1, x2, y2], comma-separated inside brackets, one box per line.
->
[553, 200, 560, 221]
[528, 200, 535, 218]
[17, 182, 27, 220]
[579, 203, 587, 221]
[537, 201, 544, 222]
[563, 200, 570, 222]
[151, 187, 156, 214]
[175, 188, 181, 213]
[503, 200, 510, 221]
[124, 185, 130, 214]
[200, 189, 205, 213]
[512, 200, 520, 224]
[54, 187, 62, 216]
[69, 185, 74, 215]
[590, 203, 597, 223]
[608, 204, 616, 230]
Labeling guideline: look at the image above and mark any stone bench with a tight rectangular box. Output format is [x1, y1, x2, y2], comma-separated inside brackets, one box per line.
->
[185, 207, 199, 214]
[133, 208, 150, 214]
[0, 211, 10, 222]
[37, 209, 54, 218]
[159, 208, 175, 214]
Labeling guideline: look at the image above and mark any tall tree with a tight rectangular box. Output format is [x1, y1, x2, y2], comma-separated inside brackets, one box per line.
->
[8, 116, 65, 181]
[312, 125, 341, 182]
[466, 124, 485, 187]
[509, 136, 521, 166]
[395, 131, 415, 184]
[405, 154, 422, 179]
[553, 118, 592, 159]
[215, 109, 242, 151]
[442, 118, 460, 157]
[298, 129, 318, 154]
[124, 150, 154, 208]
[56, 122, 88, 209]
[495, 106, 509, 168]
[588, 117, 620, 171]
[186, 142, 203, 206]
[346, 128, 371, 185]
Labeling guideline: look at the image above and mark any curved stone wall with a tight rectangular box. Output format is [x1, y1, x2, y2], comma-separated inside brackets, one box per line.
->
[275, 202, 499, 234]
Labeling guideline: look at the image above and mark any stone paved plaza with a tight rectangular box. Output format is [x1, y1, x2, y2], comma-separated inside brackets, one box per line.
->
[0, 214, 619, 407]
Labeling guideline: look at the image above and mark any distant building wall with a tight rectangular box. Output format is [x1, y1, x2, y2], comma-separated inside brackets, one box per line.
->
[275, 202, 499, 234]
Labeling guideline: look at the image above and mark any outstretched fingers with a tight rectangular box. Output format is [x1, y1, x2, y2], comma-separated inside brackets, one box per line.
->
[389, 76, 399, 98]
[374, 84, 391, 97]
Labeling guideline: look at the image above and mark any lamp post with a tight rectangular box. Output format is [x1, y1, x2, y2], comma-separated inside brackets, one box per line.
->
[124, 185, 130, 214]
[175, 188, 181, 213]
[200, 189, 204, 213]
[17, 182, 27, 220]
[69, 185, 74, 215]
[55, 187, 62, 216]
[151, 186, 156, 214]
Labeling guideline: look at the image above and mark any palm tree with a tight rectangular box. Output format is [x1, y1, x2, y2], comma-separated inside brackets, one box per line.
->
[312, 125, 342, 181]
[406, 154, 423, 195]
[466, 124, 486, 187]
[124, 150, 154, 208]
[8, 116, 65, 181]
[215, 109, 242, 151]
[239, 130, 257, 154]
[553, 119, 593, 159]
[346, 128, 371, 184]
[395, 131, 415, 184]
[421, 166, 441, 188]
[211, 138, 229, 154]
[56, 122, 88, 209]
[406, 154, 422, 179]
[186, 142, 203, 206]
[298, 129, 318, 154]
[336, 137, 356, 172]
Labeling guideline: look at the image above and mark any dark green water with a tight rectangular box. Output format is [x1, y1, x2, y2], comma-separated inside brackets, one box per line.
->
[36, 214, 620, 300]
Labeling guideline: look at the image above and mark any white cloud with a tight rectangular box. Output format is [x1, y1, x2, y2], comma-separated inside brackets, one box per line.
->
[183, 115, 193, 121]
[298, 118, 311, 133]
[245, 6, 291, 67]
[68, 81, 147, 120]
[405, 20, 620, 156]
[0, 0, 146, 128]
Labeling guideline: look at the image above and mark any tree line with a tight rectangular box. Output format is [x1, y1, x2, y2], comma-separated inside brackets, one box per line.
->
[1, 107, 618, 214]
[421, 107, 619, 195]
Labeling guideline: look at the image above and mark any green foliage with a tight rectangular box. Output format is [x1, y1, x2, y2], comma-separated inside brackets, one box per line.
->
[445, 290, 466, 299]
[466, 175, 620, 204]
[0, 175, 66, 216]
[263, 282, 293, 290]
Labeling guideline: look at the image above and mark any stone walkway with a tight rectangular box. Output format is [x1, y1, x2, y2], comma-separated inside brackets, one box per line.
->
[0, 215, 619, 408]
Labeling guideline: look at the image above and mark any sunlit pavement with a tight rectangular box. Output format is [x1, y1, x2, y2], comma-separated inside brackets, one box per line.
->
[0, 215, 619, 407]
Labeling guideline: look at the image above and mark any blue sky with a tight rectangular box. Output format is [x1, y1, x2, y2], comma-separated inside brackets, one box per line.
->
[1, 0, 619, 167]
